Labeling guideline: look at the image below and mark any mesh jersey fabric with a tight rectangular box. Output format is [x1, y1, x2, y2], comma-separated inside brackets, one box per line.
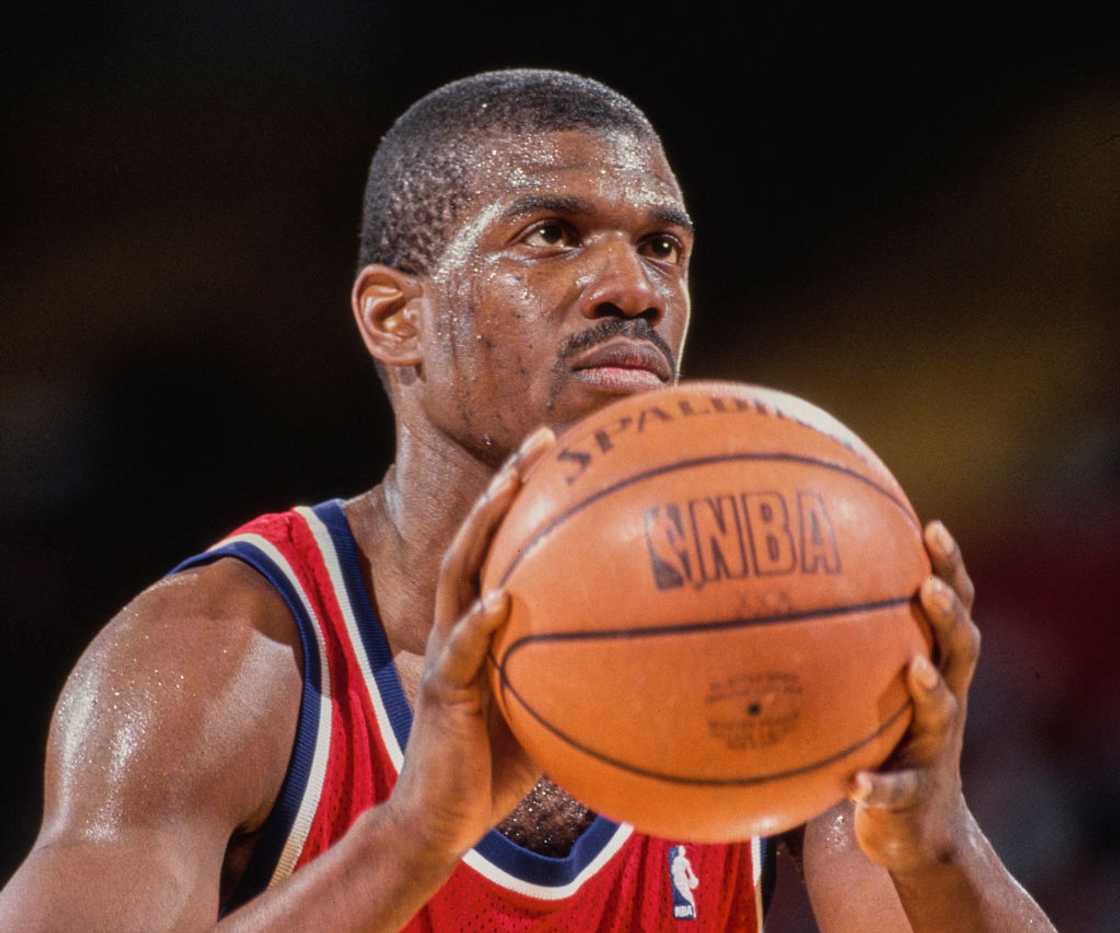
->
[172, 499, 775, 930]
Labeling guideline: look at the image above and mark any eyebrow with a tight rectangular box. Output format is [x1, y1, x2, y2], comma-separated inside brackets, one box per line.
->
[498, 194, 694, 233]
[647, 204, 694, 233]
[499, 194, 595, 223]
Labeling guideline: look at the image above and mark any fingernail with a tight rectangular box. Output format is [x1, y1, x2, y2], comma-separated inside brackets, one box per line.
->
[488, 469, 515, 497]
[925, 575, 951, 610]
[482, 589, 506, 612]
[524, 425, 554, 452]
[931, 521, 953, 554]
[913, 655, 938, 690]
[849, 773, 872, 801]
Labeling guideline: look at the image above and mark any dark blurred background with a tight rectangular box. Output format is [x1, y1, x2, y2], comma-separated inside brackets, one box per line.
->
[3, 2, 1117, 929]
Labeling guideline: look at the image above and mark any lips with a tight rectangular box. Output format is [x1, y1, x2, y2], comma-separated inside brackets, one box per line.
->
[569, 339, 674, 383]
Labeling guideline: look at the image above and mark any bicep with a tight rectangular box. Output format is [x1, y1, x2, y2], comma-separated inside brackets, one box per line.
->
[4, 660, 234, 932]
[2, 564, 300, 931]
[3, 831, 222, 932]
[803, 802, 912, 933]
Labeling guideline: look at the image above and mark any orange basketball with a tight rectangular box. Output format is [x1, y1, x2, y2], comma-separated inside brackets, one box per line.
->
[483, 381, 931, 842]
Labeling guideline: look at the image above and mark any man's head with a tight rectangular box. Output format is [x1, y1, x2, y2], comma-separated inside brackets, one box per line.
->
[352, 69, 693, 463]
[358, 69, 659, 278]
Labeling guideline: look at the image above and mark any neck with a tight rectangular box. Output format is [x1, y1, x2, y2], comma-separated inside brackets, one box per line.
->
[351, 417, 505, 657]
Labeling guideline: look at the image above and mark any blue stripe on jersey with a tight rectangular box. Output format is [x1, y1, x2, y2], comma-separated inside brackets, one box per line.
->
[170, 540, 323, 913]
[312, 499, 629, 889]
[472, 813, 624, 887]
[759, 835, 776, 920]
[312, 500, 413, 750]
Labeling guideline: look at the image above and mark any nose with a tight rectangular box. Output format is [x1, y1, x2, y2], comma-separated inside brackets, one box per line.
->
[577, 238, 664, 325]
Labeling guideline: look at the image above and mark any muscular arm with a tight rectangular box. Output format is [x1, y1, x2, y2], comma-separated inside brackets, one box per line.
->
[1, 429, 554, 933]
[884, 816, 1054, 933]
[803, 800, 1053, 933]
[0, 559, 296, 929]
[0, 560, 453, 932]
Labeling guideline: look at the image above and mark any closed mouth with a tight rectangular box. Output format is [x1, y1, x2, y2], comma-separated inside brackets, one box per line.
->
[568, 339, 673, 382]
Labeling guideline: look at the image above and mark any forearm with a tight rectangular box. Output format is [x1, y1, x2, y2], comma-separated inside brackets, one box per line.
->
[217, 803, 457, 933]
[889, 809, 1055, 933]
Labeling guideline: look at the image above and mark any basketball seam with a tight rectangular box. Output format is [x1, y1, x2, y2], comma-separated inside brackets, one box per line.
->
[500, 595, 914, 655]
[496, 451, 921, 590]
[494, 648, 913, 787]
[490, 597, 916, 786]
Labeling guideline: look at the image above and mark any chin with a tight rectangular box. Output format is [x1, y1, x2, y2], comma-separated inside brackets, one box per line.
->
[542, 378, 657, 436]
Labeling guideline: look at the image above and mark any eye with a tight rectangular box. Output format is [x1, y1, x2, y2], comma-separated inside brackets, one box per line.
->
[640, 234, 683, 264]
[522, 221, 579, 249]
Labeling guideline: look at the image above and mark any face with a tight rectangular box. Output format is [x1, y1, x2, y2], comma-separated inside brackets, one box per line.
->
[412, 128, 694, 463]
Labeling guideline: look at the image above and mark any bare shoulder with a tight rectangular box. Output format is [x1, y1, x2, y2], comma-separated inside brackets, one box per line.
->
[0, 558, 304, 929]
[41, 557, 303, 845]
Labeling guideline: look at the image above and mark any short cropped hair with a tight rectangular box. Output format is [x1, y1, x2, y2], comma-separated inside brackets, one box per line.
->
[358, 69, 658, 277]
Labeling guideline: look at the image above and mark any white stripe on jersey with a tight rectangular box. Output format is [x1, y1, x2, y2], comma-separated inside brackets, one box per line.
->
[296, 507, 406, 770]
[461, 823, 635, 901]
[215, 532, 335, 886]
[752, 835, 764, 932]
[286, 508, 641, 902]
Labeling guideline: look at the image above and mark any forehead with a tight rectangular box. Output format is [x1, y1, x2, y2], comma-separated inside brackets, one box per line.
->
[465, 128, 686, 221]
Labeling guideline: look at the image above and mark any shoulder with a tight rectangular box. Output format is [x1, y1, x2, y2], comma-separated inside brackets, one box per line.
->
[42, 557, 303, 843]
[140, 554, 304, 662]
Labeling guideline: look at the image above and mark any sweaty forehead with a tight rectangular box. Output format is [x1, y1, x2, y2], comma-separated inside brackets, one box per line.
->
[466, 129, 685, 215]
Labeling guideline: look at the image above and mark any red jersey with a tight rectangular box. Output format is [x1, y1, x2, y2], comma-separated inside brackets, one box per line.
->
[173, 500, 774, 930]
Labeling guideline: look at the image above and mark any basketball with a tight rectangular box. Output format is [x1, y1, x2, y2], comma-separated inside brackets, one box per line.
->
[483, 381, 932, 841]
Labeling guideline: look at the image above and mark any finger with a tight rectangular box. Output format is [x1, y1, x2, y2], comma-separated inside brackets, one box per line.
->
[455, 467, 525, 605]
[488, 425, 555, 495]
[460, 426, 556, 578]
[905, 655, 958, 749]
[924, 520, 975, 611]
[436, 427, 557, 625]
[436, 456, 524, 609]
[920, 576, 981, 699]
[429, 589, 511, 690]
[512, 425, 556, 478]
[435, 468, 521, 627]
[849, 768, 924, 811]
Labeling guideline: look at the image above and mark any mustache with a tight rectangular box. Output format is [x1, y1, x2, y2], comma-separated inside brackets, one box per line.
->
[558, 318, 677, 374]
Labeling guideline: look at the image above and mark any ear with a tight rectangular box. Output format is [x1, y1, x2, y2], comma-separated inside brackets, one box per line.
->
[351, 264, 424, 370]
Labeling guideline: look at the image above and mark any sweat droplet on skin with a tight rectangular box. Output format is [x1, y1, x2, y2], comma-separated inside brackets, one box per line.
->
[429, 201, 505, 286]
[495, 776, 596, 857]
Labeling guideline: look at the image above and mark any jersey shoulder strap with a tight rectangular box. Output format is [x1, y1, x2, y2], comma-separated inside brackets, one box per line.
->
[170, 499, 400, 911]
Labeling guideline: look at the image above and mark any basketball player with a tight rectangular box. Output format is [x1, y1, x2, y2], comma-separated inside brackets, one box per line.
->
[0, 70, 1056, 931]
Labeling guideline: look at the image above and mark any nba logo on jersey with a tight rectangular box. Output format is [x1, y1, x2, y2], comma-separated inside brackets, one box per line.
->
[667, 845, 699, 920]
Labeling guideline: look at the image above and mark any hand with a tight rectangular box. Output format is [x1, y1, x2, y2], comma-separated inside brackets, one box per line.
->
[387, 426, 556, 863]
[848, 520, 981, 875]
